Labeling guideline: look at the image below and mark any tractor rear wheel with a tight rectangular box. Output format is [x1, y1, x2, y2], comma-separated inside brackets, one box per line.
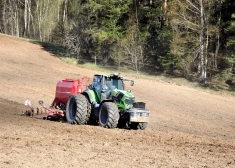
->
[66, 94, 88, 125]
[130, 122, 148, 130]
[85, 96, 92, 124]
[99, 102, 119, 128]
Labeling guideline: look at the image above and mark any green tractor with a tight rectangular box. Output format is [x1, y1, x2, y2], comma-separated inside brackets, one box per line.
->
[66, 73, 150, 130]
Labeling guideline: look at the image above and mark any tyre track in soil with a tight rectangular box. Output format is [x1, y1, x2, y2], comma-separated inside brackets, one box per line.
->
[0, 34, 235, 167]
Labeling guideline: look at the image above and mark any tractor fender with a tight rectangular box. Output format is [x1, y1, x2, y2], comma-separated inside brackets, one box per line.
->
[82, 90, 96, 104]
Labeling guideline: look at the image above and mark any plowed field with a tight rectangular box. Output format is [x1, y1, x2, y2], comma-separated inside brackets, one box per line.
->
[0, 34, 235, 168]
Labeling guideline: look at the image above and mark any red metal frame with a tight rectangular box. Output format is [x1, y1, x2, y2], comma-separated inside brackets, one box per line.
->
[39, 103, 65, 121]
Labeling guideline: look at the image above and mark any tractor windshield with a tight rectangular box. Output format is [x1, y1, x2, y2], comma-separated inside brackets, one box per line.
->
[105, 77, 124, 91]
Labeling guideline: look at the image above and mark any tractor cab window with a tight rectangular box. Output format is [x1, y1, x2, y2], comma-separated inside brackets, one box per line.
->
[105, 77, 124, 91]
[113, 79, 124, 90]
[92, 75, 102, 92]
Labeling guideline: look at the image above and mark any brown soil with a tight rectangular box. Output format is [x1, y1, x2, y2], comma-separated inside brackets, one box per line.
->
[0, 34, 235, 168]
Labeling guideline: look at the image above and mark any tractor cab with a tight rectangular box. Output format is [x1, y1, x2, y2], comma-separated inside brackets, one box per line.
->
[92, 74, 127, 102]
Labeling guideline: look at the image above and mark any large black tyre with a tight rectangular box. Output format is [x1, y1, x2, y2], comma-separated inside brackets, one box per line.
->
[99, 102, 119, 128]
[130, 122, 148, 130]
[85, 96, 92, 124]
[66, 94, 88, 125]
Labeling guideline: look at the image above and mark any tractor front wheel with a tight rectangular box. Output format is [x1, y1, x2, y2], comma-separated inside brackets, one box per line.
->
[66, 94, 88, 125]
[99, 102, 119, 128]
[130, 122, 148, 130]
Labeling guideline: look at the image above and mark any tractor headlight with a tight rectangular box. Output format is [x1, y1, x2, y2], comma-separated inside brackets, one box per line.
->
[140, 112, 149, 117]
[130, 112, 149, 117]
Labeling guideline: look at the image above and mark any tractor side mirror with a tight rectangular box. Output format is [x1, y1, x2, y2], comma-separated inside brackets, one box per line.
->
[130, 80, 134, 86]
[38, 100, 44, 105]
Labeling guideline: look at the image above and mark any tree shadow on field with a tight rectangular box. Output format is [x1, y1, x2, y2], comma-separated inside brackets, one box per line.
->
[30, 41, 70, 58]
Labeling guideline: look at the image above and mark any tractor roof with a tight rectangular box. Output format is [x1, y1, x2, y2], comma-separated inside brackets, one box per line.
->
[94, 73, 123, 79]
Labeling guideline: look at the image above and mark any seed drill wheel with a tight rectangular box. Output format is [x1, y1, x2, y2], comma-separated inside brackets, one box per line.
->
[41, 108, 46, 114]
[39, 108, 43, 114]
[99, 102, 119, 128]
[66, 94, 88, 125]
[32, 107, 38, 116]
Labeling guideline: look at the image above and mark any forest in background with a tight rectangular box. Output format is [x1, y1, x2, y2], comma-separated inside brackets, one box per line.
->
[0, 0, 235, 89]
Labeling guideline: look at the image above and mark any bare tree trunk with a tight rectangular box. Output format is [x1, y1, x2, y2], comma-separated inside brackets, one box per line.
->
[36, 0, 42, 41]
[215, 34, 220, 69]
[2, 0, 7, 33]
[205, 25, 209, 79]
[135, 0, 140, 73]
[199, 0, 206, 83]
[57, 3, 60, 21]
[15, 4, 19, 37]
[164, 0, 168, 16]
[27, 0, 32, 37]
[23, 0, 28, 36]
[31, 2, 37, 38]
[95, 55, 97, 65]
[10, 0, 14, 36]
[140, 43, 143, 68]
[214, 0, 222, 69]
[63, 0, 68, 23]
